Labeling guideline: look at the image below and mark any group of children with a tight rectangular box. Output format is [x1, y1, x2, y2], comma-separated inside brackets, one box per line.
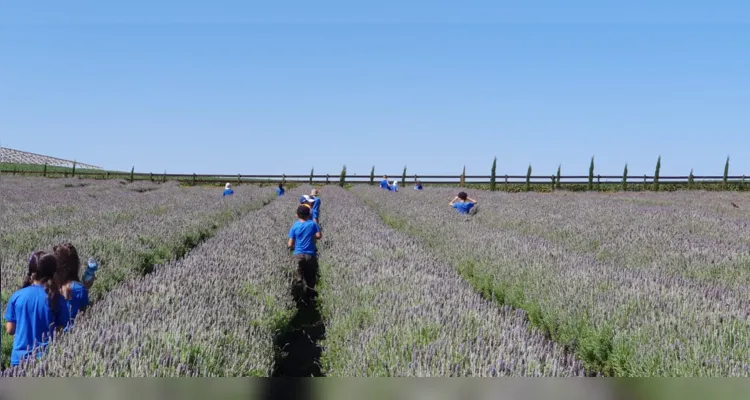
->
[380, 175, 424, 192]
[3, 243, 96, 367]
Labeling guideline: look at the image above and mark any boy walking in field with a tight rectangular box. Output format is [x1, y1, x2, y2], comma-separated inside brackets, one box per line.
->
[288, 205, 322, 301]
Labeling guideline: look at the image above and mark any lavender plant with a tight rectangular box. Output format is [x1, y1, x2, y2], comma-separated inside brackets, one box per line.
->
[352, 186, 750, 376]
[1, 177, 275, 368]
[1, 188, 305, 377]
[317, 187, 586, 376]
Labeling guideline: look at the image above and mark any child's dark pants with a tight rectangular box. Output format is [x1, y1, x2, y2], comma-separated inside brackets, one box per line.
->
[294, 254, 319, 294]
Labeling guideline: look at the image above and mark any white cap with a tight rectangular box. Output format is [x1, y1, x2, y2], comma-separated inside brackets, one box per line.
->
[225, 183, 232, 190]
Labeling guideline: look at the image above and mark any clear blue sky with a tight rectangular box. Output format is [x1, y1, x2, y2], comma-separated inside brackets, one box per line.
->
[2, 1, 748, 177]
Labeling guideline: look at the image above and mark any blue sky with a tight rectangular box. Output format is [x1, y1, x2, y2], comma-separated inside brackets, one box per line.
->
[1, 1, 748, 177]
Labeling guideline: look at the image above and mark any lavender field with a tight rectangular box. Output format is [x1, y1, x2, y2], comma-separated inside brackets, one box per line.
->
[1, 177, 274, 369]
[1, 176, 748, 377]
[353, 186, 750, 376]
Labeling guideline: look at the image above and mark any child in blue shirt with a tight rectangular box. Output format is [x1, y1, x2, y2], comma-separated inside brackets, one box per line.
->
[277, 183, 285, 197]
[449, 191, 478, 214]
[310, 189, 321, 225]
[223, 183, 234, 197]
[414, 181, 423, 190]
[53, 242, 95, 329]
[288, 205, 322, 300]
[4, 251, 70, 366]
[379, 176, 390, 190]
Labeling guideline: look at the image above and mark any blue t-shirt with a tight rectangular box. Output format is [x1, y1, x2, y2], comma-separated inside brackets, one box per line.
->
[288, 220, 320, 255]
[380, 179, 390, 190]
[4, 285, 70, 366]
[415, 184, 422, 190]
[223, 189, 234, 197]
[66, 281, 89, 322]
[277, 187, 285, 196]
[311, 197, 321, 219]
[452, 201, 475, 214]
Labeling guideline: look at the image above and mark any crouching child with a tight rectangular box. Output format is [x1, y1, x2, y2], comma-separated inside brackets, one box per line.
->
[288, 205, 322, 302]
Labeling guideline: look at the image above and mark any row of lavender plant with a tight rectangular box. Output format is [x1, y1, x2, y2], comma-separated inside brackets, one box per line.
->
[1, 176, 275, 369]
[316, 187, 586, 376]
[1, 177, 276, 298]
[0, 187, 304, 377]
[472, 190, 750, 288]
[351, 186, 750, 376]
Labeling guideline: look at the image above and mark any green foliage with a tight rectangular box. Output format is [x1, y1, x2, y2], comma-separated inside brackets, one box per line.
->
[72, 161, 77, 177]
[130, 166, 135, 183]
[588, 156, 595, 191]
[653, 156, 661, 191]
[339, 165, 347, 187]
[525, 164, 532, 192]
[556, 164, 561, 189]
[310, 167, 314, 184]
[401, 165, 407, 186]
[490, 157, 497, 191]
[622, 164, 628, 191]
[723, 156, 730, 187]
[460, 166, 466, 188]
[688, 169, 694, 188]
[369, 166, 375, 185]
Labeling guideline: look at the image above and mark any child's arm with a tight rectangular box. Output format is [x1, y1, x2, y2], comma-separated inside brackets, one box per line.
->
[468, 197, 478, 204]
[5, 322, 15, 335]
[287, 238, 295, 249]
[4, 300, 16, 335]
[83, 276, 96, 290]
[449, 196, 459, 206]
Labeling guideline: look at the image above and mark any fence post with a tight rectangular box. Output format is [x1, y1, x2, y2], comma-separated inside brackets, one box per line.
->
[597, 174, 601, 190]
[237, 174, 241, 185]
[504, 175, 508, 185]
[551, 175, 555, 190]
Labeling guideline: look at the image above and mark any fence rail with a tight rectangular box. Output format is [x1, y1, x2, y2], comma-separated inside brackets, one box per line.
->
[1, 168, 747, 186]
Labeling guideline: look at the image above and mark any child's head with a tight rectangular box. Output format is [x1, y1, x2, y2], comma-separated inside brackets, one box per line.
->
[24, 251, 58, 285]
[297, 204, 312, 220]
[53, 242, 81, 285]
[23, 251, 61, 314]
[279, 183, 283, 188]
[225, 183, 232, 190]
[457, 192, 468, 201]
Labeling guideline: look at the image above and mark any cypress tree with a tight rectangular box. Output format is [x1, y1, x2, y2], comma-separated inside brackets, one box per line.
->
[556, 164, 561, 189]
[339, 165, 347, 187]
[72, 161, 77, 177]
[43, 163, 47, 177]
[309, 167, 314, 185]
[130, 166, 135, 183]
[526, 164, 532, 192]
[588, 156, 595, 191]
[401, 165, 407, 186]
[460, 166, 466, 188]
[723, 156, 730, 187]
[369, 166, 375, 185]
[490, 157, 497, 191]
[688, 168, 694, 189]
[653, 156, 661, 191]
[622, 164, 628, 191]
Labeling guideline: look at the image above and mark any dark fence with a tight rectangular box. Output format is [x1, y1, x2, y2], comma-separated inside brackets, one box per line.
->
[0, 168, 747, 186]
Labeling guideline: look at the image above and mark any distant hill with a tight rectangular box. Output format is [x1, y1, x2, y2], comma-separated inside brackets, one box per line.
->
[0, 147, 102, 170]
